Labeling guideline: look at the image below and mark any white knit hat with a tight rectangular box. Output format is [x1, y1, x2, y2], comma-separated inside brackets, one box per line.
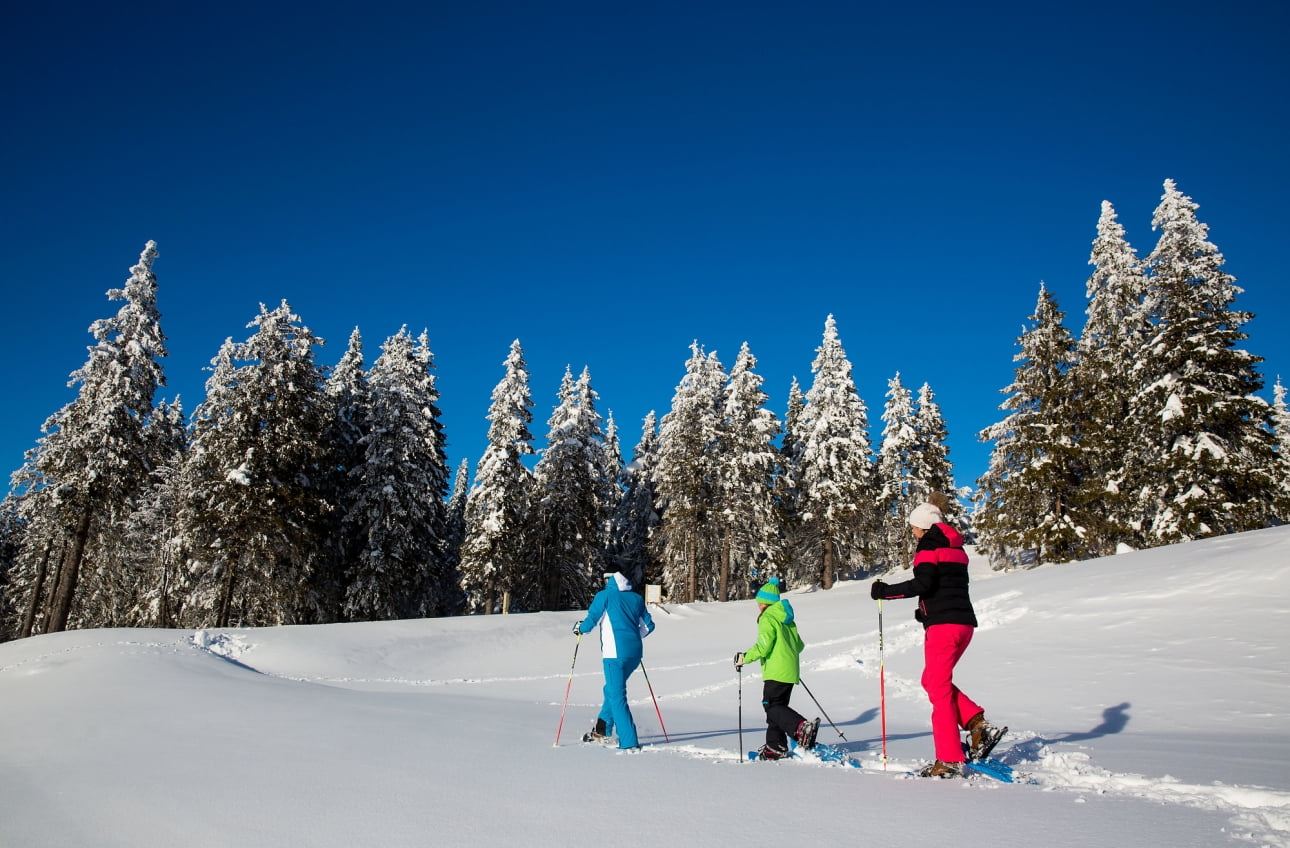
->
[908, 502, 944, 530]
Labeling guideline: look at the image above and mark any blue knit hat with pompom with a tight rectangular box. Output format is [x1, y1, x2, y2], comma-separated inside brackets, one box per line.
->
[755, 576, 781, 604]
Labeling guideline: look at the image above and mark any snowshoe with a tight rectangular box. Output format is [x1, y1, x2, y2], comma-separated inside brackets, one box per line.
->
[756, 744, 790, 761]
[965, 714, 1007, 761]
[794, 717, 820, 750]
[917, 760, 964, 779]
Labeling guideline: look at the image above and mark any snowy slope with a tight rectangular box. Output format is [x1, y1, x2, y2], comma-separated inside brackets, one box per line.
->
[2, 527, 1289, 848]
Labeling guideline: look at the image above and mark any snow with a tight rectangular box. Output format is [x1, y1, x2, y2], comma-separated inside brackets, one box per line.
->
[4, 527, 1290, 847]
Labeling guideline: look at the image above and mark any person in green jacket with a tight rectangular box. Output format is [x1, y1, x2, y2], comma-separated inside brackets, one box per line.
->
[734, 577, 820, 760]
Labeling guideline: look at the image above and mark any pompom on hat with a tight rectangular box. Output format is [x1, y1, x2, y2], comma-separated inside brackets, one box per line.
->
[755, 576, 782, 604]
[908, 502, 944, 530]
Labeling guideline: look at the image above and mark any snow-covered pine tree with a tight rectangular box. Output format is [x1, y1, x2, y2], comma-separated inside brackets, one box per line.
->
[652, 343, 725, 602]
[319, 328, 371, 610]
[875, 373, 918, 571]
[1126, 180, 1278, 545]
[178, 302, 333, 627]
[0, 497, 19, 639]
[797, 316, 874, 588]
[911, 382, 961, 524]
[441, 459, 470, 617]
[1272, 379, 1290, 522]
[773, 378, 814, 587]
[531, 367, 612, 610]
[341, 327, 451, 621]
[714, 343, 783, 601]
[16, 242, 169, 632]
[460, 340, 535, 614]
[975, 283, 1084, 567]
[607, 411, 660, 590]
[1070, 200, 1151, 555]
[119, 398, 188, 626]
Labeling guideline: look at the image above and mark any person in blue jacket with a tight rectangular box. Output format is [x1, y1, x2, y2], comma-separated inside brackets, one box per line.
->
[574, 571, 656, 750]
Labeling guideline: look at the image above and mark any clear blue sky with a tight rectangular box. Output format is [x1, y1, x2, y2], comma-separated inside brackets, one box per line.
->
[3, 0, 1287, 495]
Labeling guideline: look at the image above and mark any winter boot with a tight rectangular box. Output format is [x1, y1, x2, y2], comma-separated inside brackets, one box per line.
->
[917, 760, 964, 779]
[965, 712, 1007, 761]
[794, 717, 821, 750]
[757, 743, 790, 761]
[582, 718, 610, 744]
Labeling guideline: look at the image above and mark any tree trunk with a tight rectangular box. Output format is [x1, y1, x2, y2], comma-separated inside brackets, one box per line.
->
[217, 561, 238, 628]
[20, 539, 56, 639]
[47, 509, 92, 633]
[820, 537, 835, 590]
[718, 530, 731, 603]
[686, 540, 697, 604]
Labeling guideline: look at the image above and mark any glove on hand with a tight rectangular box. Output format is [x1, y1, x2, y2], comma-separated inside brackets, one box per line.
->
[870, 580, 887, 600]
[572, 621, 582, 635]
[733, 652, 745, 670]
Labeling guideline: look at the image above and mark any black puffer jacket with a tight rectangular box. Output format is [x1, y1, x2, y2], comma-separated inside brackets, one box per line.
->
[880, 523, 978, 629]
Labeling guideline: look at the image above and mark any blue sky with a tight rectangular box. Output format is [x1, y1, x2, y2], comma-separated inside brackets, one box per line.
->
[4, 0, 1287, 495]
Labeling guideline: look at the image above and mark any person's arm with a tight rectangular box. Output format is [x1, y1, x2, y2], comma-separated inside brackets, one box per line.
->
[577, 591, 606, 634]
[742, 613, 776, 664]
[874, 561, 937, 600]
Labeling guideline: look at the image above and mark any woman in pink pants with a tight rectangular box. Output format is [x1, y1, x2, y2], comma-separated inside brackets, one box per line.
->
[870, 496, 1007, 778]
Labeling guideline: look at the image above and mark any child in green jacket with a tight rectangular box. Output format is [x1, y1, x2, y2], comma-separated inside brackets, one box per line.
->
[735, 577, 819, 759]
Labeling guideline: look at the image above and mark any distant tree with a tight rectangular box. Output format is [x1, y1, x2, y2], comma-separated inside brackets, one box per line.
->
[342, 328, 450, 621]
[607, 411, 660, 590]
[1272, 379, 1290, 522]
[774, 378, 814, 587]
[531, 367, 612, 610]
[714, 343, 783, 601]
[975, 283, 1084, 566]
[875, 373, 918, 571]
[441, 459, 470, 616]
[796, 316, 874, 588]
[1070, 200, 1151, 554]
[652, 343, 724, 602]
[14, 242, 168, 632]
[460, 340, 535, 613]
[911, 382, 961, 522]
[179, 302, 333, 627]
[320, 328, 371, 607]
[1126, 180, 1278, 545]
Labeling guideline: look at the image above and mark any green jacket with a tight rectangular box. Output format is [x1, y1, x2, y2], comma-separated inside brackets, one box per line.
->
[743, 599, 804, 684]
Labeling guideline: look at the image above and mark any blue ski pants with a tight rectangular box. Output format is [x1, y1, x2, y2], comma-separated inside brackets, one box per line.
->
[597, 656, 641, 748]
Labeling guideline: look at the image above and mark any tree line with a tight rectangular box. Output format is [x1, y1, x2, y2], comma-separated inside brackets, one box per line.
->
[1, 179, 1286, 639]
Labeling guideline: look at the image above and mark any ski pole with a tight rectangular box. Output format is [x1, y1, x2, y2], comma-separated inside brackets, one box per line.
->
[737, 662, 744, 761]
[554, 632, 582, 747]
[639, 660, 670, 742]
[879, 597, 888, 768]
[798, 676, 849, 742]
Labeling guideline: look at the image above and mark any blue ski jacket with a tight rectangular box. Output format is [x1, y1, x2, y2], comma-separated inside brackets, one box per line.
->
[578, 573, 655, 660]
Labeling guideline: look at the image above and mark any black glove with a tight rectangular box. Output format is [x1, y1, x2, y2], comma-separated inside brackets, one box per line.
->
[572, 621, 582, 635]
[733, 652, 745, 670]
[870, 580, 887, 600]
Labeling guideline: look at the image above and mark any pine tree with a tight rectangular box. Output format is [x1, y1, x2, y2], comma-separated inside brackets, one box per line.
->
[531, 367, 612, 610]
[179, 302, 333, 627]
[1127, 180, 1278, 545]
[1271, 379, 1290, 522]
[975, 284, 1084, 566]
[652, 344, 724, 602]
[1070, 200, 1151, 555]
[774, 378, 813, 587]
[441, 459, 470, 617]
[911, 382, 960, 522]
[460, 340, 535, 614]
[714, 343, 783, 601]
[321, 328, 371, 607]
[607, 412, 660, 590]
[342, 328, 450, 621]
[16, 242, 168, 632]
[797, 316, 874, 588]
[875, 373, 918, 570]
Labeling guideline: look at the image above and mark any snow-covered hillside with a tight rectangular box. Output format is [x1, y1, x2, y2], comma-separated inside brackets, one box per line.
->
[3, 527, 1289, 848]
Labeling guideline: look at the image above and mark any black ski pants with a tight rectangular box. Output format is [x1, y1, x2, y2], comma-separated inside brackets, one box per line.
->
[761, 680, 806, 750]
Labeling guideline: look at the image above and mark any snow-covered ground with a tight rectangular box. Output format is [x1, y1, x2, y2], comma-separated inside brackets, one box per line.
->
[3, 526, 1289, 848]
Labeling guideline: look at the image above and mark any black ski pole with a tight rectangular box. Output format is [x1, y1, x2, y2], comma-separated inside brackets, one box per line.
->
[737, 660, 744, 761]
[798, 676, 848, 742]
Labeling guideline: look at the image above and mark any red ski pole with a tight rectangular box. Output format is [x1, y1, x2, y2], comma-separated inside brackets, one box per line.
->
[640, 660, 669, 742]
[878, 598, 888, 768]
[554, 633, 582, 747]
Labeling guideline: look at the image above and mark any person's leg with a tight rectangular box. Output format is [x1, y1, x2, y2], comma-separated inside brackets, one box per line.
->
[762, 680, 805, 749]
[921, 624, 974, 762]
[605, 657, 641, 748]
[597, 661, 617, 738]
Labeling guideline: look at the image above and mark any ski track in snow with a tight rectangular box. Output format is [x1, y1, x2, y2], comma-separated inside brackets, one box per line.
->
[181, 629, 1290, 847]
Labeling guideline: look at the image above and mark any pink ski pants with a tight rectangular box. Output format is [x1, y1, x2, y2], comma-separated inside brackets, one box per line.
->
[922, 623, 983, 763]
